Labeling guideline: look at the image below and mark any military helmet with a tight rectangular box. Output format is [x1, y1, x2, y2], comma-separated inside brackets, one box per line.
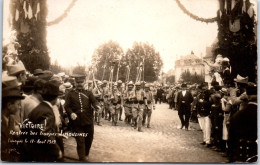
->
[117, 80, 123, 84]
[103, 80, 108, 84]
[135, 81, 141, 86]
[113, 82, 118, 86]
[128, 81, 134, 86]
[145, 83, 150, 88]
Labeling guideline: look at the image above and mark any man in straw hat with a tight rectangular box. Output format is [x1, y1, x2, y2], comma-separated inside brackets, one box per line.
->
[2, 80, 25, 161]
[6, 61, 27, 85]
[231, 74, 249, 111]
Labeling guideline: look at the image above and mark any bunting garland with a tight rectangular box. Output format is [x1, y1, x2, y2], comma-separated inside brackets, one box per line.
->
[175, 0, 217, 23]
[47, 0, 78, 26]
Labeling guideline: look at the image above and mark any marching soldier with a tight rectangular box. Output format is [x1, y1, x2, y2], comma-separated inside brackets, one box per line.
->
[109, 83, 123, 126]
[117, 80, 124, 121]
[102, 80, 110, 120]
[92, 81, 103, 126]
[132, 82, 145, 132]
[64, 74, 100, 162]
[143, 84, 155, 128]
[123, 81, 135, 125]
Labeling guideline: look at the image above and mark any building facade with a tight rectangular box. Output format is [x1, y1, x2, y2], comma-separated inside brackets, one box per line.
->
[174, 52, 205, 83]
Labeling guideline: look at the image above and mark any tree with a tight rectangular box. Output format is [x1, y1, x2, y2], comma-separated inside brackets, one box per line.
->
[9, 0, 50, 73]
[91, 40, 124, 81]
[124, 42, 163, 82]
[72, 63, 87, 76]
[166, 75, 175, 84]
[49, 60, 64, 74]
[180, 70, 204, 84]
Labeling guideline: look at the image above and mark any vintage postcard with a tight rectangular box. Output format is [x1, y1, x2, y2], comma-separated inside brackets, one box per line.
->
[1, 0, 257, 163]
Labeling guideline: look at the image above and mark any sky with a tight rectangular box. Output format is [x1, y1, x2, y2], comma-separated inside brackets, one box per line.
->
[2, 0, 256, 72]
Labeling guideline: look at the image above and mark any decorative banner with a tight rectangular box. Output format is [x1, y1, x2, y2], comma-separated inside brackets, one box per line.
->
[175, 0, 217, 23]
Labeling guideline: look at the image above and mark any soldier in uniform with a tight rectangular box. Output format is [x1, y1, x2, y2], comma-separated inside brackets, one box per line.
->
[92, 81, 103, 126]
[117, 80, 124, 121]
[64, 74, 100, 162]
[102, 80, 111, 120]
[123, 81, 135, 125]
[142, 84, 155, 128]
[109, 83, 123, 126]
[132, 82, 145, 132]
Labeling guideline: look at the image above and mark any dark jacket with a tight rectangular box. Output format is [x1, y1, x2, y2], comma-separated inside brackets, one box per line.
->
[177, 90, 193, 112]
[156, 88, 164, 97]
[228, 102, 257, 162]
[64, 89, 99, 126]
[196, 92, 211, 117]
[27, 102, 61, 162]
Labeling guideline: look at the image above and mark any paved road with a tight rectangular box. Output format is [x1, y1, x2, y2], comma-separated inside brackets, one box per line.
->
[63, 103, 228, 163]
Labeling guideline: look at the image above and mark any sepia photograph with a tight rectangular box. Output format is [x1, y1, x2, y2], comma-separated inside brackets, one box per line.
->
[1, 0, 258, 163]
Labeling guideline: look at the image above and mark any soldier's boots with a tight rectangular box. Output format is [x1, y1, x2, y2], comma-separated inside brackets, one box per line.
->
[97, 122, 102, 126]
[147, 124, 151, 128]
[138, 127, 142, 132]
[134, 122, 137, 129]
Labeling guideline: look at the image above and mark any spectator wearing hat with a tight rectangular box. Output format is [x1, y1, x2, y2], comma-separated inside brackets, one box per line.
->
[156, 85, 164, 104]
[231, 74, 249, 111]
[52, 83, 68, 160]
[196, 83, 212, 147]
[220, 87, 232, 156]
[27, 80, 63, 162]
[173, 86, 180, 110]
[20, 76, 40, 121]
[21, 78, 46, 120]
[228, 83, 257, 162]
[6, 61, 27, 85]
[33, 69, 44, 77]
[39, 70, 54, 81]
[210, 85, 225, 151]
[176, 83, 193, 130]
[2, 75, 24, 132]
[2, 86, 25, 161]
[64, 75, 100, 162]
